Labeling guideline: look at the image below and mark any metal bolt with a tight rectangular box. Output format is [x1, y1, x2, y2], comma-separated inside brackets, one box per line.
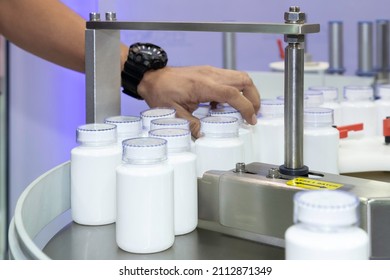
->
[105, 12, 117, 21]
[89, 12, 101, 22]
[284, 6, 305, 24]
[235, 162, 246, 173]
[267, 168, 281, 179]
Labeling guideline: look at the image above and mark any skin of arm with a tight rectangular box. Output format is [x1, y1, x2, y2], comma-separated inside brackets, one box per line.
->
[0, 0, 260, 137]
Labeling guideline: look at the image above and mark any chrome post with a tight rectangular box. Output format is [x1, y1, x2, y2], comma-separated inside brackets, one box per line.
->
[279, 6, 309, 176]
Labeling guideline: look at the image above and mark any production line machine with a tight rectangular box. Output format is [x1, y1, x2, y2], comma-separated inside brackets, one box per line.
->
[8, 6, 390, 259]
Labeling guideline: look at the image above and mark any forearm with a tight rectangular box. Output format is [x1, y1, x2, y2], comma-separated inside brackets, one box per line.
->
[0, 0, 128, 73]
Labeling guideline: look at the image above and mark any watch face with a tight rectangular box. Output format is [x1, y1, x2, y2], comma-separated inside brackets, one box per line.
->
[129, 43, 168, 69]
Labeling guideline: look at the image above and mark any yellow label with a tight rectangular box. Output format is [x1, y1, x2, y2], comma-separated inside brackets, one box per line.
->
[286, 177, 344, 190]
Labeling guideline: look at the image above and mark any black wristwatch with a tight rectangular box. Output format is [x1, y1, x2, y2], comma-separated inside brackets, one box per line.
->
[121, 42, 168, 100]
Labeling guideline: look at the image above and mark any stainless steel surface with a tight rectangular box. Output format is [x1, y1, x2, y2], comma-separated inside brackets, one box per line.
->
[43, 224, 283, 260]
[374, 20, 390, 85]
[223, 32, 236, 69]
[267, 168, 281, 179]
[105, 12, 117, 21]
[8, 162, 71, 259]
[86, 21, 320, 34]
[235, 162, 246, 173]
[327, 21, 345, 74]
[357, 21, 374, 76]
[85, 28, 121, 123]
[280, 7, 307, 175]
[89, 12, 101, 22]
[198, 162, 390, 259]
[8, 161, 284, 260]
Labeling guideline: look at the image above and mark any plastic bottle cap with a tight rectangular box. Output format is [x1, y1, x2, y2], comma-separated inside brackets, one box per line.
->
[209, 107, 243, 122]
[308, 86, 339, 102]
[141, 107, 176, 129]
[200, 116, 239, 137]
[150, 117, 190, 130]
[193, 103, 211, 118]
[149, 128, 191, 152]
[304, 90, 324, 107]
[377, 84, 390, 99]
[294, 190, 359, 227]
[343, 85, 374, 101]
[76, 123, 117, 145]
[122, 137, 167, 164]
[259, 99, 284, 117]
[104, 115, 142, 136]
[304, 107, 334, 127]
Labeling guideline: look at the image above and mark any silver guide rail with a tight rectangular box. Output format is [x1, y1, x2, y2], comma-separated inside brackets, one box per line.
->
[86, 21, 320, 34]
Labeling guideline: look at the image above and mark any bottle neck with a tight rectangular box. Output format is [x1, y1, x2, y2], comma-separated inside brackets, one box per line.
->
[299, 222, 357, 232]
[123, 157, 167, 165]
[201, 131, 239, 138]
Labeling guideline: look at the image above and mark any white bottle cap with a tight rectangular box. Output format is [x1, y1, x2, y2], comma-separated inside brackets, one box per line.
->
[294, 190, 360, 227]
[259, 99, 284, 117]
[104, 115, 142, 137]
[209, 107, 243, 123]
[308, 86, 339, 102]
[200, 116, 239, 137]
[76, 123, 117, 145]
[343, 85, 374, 101]
[193, 103, 211, 119]
[277, 95, 309, 106]
[304, 107, 334, 127]
[149, 128, 191, 152]
[305, 90, 325, 107]
[150, 117, 190, 130]
[377, 84, 390, 99]
[122, 137, 167, 164]
[141, 107, 176, 130]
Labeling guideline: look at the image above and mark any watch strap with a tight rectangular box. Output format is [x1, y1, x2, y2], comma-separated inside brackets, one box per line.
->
[121, 60, 149, 100]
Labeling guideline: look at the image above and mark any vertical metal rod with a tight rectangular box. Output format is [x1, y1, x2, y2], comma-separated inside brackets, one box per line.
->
[375, 20, 390, 85]
[85, 13, 121, 123]
[327, 21, 345, 74]
[223, 32, 236, 69]
[283, 43, 305, 170]
[357, 21, 375, 76]
[279, 6, 309, 176]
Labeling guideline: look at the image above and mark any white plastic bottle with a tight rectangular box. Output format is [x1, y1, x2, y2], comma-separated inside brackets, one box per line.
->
[252, 99, 284, 165]
[104, 115, 142, 144]
[209, 107, 254, 164]
[149, 128, 197, 235]
[116, 137, 174, 253]
[150, 117, 195, 151]
[195, 116, 244, 177]
[150, 117, 190, 131]
[285, 190, 369, 260]
[308, 86, 342, 125]
[304, 89, 324, 107]
[140, 107, 176, 136]
[340, 85, 376, 137]
[192, 102, 210, 119]
[304, 107, 340, 174]
[71, 123, 122, 225]
[374, 84, 390, 136]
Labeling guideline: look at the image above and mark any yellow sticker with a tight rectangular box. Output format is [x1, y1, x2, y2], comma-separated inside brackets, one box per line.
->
[286, 177, 344, 190]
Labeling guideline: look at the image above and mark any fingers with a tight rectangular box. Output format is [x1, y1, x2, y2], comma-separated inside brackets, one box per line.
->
[192, 67, 260, 125]
[174, 105, 201, 138]
[198, 84, 258, 125]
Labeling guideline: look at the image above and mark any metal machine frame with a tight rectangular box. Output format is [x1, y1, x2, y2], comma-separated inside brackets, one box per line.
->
[83, 7, 390, 259]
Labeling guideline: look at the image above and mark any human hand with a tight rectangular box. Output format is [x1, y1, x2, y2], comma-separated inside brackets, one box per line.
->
[137, 65, 260, 138]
